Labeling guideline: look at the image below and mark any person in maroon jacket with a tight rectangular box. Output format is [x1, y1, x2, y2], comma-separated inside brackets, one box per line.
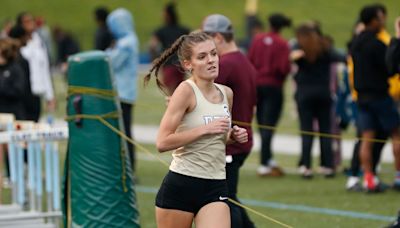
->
[248, 13, 292, 177]
[202, 14, 257, 228]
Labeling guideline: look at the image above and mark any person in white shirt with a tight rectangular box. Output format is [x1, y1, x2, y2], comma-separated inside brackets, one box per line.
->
[17, 12, 55, 121]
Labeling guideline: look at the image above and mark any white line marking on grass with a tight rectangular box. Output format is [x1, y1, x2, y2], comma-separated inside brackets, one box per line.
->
[135, 186, 396, 222]
[239, 198, 395, 222]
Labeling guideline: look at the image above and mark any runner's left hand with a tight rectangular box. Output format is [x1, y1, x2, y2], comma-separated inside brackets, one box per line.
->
[231, 125, 248, 143]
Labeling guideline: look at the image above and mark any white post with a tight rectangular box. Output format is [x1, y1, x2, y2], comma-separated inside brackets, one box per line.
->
[52, 143, 60, 211]
[27, 128, 36, 211]
[34, 141, 42, 212]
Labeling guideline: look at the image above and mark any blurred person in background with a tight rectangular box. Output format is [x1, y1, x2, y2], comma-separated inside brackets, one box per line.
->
[344, 20, 388, 191]
[148, 2, 190, 95]
[0, 37, 26, 120]
[351, 5, 400, 192]
[2, 27, 31, 188]
[386, 16, 400, 192]
[106, 8, 139, 173]
[386, 17, 400, 77]
[385, 16, 400, 227]
[52, 25, 80, 74]
[240, 17, 263, 52]
[291, 23, 346, 178]
[8, 25, 34, 121]
[239, 0, 263, 52]
[17, 12, 55, 122]
[345, 4, 398, 192]
[1, 19, 14, 38]
[93, 6, 113, 51]
[35, 16, 54, 65]
[385, 17, 400, 228]
[202, 14, 257, 228]
[248, 13, 291, 177]
[0, 37, 26, 202]
[373, 4, 400, 105]
[323, 34, 347, 170]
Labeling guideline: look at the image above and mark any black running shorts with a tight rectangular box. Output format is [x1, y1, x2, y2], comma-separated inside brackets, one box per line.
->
[155, 171, 229, 214]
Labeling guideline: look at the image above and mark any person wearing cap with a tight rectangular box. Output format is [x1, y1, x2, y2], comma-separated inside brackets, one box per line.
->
[248, 13, 292, 177]
[202, 14, 257, 228]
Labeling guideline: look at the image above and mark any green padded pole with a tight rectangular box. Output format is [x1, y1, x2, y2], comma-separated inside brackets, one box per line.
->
[62, 51, 140, 227]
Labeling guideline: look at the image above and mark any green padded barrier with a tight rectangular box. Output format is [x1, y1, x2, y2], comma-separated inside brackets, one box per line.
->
[62, 51, 140, 228]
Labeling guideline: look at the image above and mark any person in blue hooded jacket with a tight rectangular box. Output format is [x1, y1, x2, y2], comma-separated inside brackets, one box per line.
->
[106, 8, 139, 172]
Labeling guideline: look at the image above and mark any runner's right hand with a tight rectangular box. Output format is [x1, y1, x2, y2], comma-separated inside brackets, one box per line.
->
[203, 117, 230, 135]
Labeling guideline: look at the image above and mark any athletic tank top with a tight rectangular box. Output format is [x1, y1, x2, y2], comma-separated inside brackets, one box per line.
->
[169, 79, 231, 179]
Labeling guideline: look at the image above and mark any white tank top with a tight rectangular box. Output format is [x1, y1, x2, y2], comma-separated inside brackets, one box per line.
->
[169, 79, 231, 179]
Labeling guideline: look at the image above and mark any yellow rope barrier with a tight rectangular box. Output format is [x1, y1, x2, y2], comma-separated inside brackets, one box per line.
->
[232, 120, 395, 144]
[135, 101, 393, 145]
[228, 198, 293, 228]
[67, 86, 117, 100]
[66, 113, 170, 168]
[94, 116, 170, 168]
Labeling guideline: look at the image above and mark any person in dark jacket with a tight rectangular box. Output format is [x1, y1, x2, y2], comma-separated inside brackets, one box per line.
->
[345, 5, 395, 192]
[352, 6, 400, 192]
[8, 25, 35, 121]
[52, 26, 80, 65]
[148, 2, 190, 95]
[385, 16, 400, 228]
[0, 37, 26, 120]
[93, 6, 113, 50]
[291, 23, 345, 178]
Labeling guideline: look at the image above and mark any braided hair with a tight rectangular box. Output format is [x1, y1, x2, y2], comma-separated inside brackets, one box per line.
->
[144, 31, 212, 94]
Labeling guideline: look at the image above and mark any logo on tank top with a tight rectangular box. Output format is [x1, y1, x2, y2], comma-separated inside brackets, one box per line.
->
[203, 115, 228, 125]
[223, 104, 230, 116]
[203, 105, 231, 125]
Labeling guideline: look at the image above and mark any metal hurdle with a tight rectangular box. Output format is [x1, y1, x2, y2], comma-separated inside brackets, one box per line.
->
[0, 114, 68, 227]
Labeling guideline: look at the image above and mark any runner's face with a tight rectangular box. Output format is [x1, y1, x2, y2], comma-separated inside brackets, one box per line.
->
[188, 40, 219, 81]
